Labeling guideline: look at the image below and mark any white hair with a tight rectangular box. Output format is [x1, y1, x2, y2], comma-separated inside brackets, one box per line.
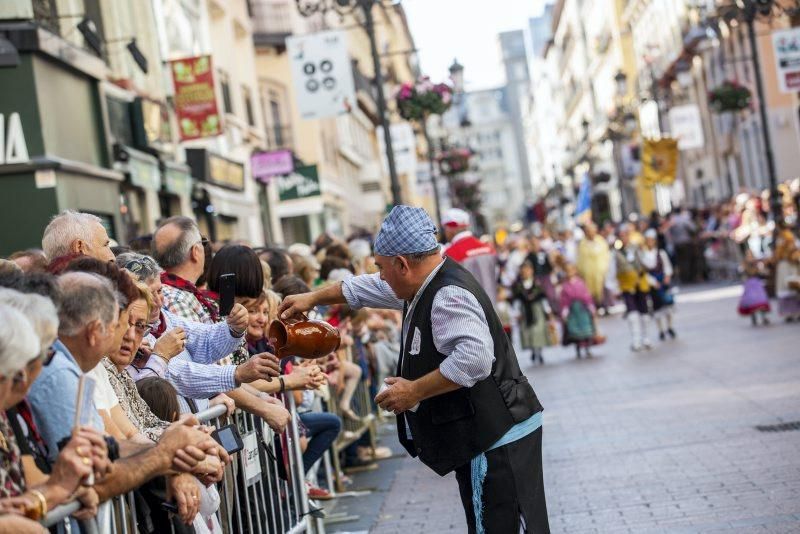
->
[288, 243, 313, 257]
[347, 239, 372, 262]
[0, 304, 40, 376]
[42, 210, 102, 260]
[0, 288, 58, 350]
[56, 272, 118, 337]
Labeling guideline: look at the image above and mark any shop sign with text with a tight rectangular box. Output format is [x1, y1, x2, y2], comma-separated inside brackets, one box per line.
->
[170, 56, 222, 140]
[251, 149, 294, 183]
[278, 165, 321, 201]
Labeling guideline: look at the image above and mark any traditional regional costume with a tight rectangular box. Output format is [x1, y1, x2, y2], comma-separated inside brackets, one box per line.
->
[640, 230, 676, 340]
[614, 241, 653, 351]
[576, 235, 611, 306]
[343, 206, 549, 533]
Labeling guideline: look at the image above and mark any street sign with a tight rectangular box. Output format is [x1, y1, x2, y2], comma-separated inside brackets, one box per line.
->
[772, 28, 800, 93]
[287, 30, 355, 120]
[668, 104, 705, 151]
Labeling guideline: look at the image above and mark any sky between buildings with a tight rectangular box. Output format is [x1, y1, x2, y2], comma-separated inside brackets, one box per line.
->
[403, 0, 547, 91]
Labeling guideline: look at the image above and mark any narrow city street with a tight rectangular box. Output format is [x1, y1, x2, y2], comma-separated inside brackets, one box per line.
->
[351, 283, 800, 533]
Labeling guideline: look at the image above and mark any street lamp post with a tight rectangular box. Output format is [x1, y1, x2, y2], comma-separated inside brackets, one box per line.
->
[608, 69, 638, 221]
[295, 0, 403, 206]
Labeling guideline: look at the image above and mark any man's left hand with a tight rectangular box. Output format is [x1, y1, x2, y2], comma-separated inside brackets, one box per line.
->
[375, 377, 420, 414]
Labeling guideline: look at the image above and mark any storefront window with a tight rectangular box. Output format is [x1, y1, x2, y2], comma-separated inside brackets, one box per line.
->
[106, 95, 135, 147]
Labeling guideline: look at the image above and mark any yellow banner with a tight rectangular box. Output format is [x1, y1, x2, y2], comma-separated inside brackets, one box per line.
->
[640, 138, 679, 187]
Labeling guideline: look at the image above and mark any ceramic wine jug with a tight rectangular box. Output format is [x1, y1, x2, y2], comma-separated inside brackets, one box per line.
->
[268, 313, 340, 359]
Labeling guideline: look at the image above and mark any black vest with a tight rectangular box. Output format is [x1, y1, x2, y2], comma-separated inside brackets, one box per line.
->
[397, 258, 542, 476]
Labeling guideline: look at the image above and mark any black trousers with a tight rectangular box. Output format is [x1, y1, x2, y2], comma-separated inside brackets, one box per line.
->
[454, 427, 550, 534]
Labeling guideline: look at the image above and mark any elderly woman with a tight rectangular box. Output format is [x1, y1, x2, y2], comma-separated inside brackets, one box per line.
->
[115, 253, 242, 418]
[102, 282, 171, 442]
[0, 300, 106, 527]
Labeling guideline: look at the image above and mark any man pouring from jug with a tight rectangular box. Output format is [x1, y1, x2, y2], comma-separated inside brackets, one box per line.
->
[278, 206, 549, 533]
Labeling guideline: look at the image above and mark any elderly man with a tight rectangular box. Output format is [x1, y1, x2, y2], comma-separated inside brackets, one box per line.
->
[441, 208, 498, 307]
[41, 211, 115, 263]
[153, 217, 289, 432]
[27, 272, 225, 505]
[280, 206, 549, 534]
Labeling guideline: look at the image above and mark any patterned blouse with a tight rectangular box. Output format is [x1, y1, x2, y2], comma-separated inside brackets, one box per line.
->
[102, 358, 169, 442]
[0, 411, 25, 497]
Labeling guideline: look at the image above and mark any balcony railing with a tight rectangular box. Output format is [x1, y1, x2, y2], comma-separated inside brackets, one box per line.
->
[251, 0, 293, 47]
[265, 124, 293, 150]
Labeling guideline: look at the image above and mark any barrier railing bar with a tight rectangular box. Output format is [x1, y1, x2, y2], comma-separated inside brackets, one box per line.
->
[195, 403, 227, 423]
[42, 500, 81, 526]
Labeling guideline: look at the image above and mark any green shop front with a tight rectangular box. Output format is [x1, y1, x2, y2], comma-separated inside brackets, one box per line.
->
[0, 25, 123, 256]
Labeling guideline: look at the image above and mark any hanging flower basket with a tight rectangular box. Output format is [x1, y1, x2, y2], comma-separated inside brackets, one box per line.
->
[394, 76, 453, 121]
[437, 147, 474, 176]
[708, 80, 751, 113]
[451, 178, 483, 213]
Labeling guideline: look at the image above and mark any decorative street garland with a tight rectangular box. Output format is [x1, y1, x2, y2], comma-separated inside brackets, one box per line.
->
[437, 147, 474, 176]
[394, 76, 453, 121]
[708, 80, 752, 113]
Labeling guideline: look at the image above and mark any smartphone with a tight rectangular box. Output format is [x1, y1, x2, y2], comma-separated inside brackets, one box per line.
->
[218, 273, 236, 316]
[212, 423, 244, 454]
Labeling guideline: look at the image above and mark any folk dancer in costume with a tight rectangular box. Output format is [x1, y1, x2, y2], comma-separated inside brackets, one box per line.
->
[279, 206, 549, 534]
[614, 224, 653, 352]
[558, 263, 597, 359]
[640, 229, 676, 341]
[576, 222, 611, 313]
[512, 261, 552, 365]
[773, 228, 800, 323]
[441, 208, 499, 308]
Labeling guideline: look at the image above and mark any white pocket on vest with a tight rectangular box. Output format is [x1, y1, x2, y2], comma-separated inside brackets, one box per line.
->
[409, 327, 422, 355]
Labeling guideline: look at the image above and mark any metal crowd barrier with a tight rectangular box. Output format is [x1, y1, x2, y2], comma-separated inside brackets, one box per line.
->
[324, 375, 377, 493]
[40, 397, 322, 533]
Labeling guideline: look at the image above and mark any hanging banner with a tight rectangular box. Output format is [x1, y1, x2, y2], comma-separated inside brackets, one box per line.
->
[640, 138, 679, 187]
[287, 30, 355, 120]
[772, 28, 800, 93]
[170, 55, 222, 140]
[251, 149, 294, 183]
[668, 104, 705, 151]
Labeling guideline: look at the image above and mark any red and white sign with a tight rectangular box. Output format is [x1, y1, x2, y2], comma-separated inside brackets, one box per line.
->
[772, 28, 800, 93]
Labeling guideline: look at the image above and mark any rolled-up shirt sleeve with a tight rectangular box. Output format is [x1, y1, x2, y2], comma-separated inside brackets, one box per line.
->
[166, 311, 243, 364]
[342, 273, 404, 311]
[431, 287, 495, 387]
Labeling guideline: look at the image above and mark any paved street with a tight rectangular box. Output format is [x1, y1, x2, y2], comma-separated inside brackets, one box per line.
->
[342, 284, 800, 533]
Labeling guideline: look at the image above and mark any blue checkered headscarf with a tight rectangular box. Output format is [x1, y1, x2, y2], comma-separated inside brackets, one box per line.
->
[374, 205, 439, 257]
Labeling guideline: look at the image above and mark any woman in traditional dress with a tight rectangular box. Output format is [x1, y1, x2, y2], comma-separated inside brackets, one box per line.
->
[773, 229, 800, 322]
[576, 222, 611, 310]
[512, 262, 551, 364]
[559, 263, 597, 358]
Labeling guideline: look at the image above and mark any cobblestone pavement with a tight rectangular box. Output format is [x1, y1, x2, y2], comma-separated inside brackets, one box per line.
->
[366, 284, 800, 533]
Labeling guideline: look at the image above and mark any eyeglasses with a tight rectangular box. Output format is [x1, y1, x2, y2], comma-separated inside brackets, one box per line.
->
[41, 345, 57, 366]
[131, 321, 152, 336]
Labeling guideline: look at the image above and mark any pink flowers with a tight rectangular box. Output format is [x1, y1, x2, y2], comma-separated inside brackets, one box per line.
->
[394, 76, 453, 121]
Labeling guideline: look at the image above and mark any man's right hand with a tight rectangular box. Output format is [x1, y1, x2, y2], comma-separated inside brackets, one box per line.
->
[153, 327, 186, 360]
[278, 293, 316, 320]
[235, 352, 281, 384]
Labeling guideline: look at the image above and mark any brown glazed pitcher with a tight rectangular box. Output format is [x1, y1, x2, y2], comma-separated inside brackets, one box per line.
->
[268, 313, 341, 359]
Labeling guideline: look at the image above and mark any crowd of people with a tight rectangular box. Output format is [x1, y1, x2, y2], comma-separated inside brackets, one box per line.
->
[0, 179, 797, 532]
[0, 212, 403, 533]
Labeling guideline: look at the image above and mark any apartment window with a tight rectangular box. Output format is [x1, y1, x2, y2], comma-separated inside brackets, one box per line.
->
[219, 71, 233, 114]
[243, 86, 255, 126]
[270, 98, 284, 146]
